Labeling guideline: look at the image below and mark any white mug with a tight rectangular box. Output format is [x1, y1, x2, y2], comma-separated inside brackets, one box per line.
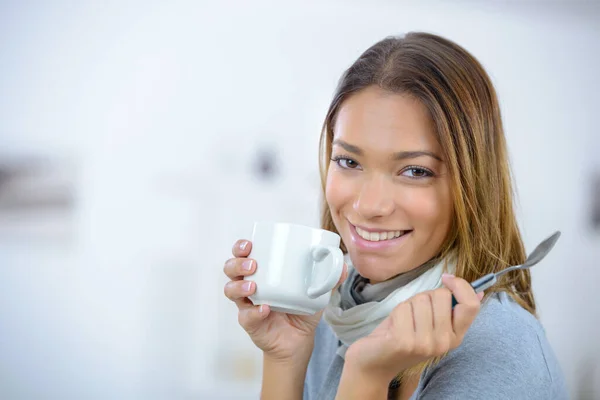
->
[244, 222, 344, 315]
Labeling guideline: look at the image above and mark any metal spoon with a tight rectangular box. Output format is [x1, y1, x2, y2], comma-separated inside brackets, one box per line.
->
[451, 231, 561, 307]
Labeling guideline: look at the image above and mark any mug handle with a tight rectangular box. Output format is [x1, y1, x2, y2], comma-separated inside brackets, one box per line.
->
[307, 245, 344, 299]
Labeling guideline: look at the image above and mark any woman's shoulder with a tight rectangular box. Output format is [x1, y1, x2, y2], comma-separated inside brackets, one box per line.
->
[467, 291, 547, 346]
[415, 292, 568, 399]
[463, 292, 557, 362]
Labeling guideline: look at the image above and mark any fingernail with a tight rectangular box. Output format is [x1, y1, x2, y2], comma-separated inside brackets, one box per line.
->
[442, 273, 455, 279]
[259, 305, 264, 313]
[243, 281, 253, 292]
[239, 241, 248, 250]
[242, 260, 253, 271]
[477, 291, 485, 301]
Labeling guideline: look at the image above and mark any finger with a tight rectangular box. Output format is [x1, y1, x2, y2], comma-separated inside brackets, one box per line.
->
[442, 274, 481, 336]
[224, 280, 257, 306]
[431, 288, 453, 332]
[223, 257, 256, 280]
[411, 293, 434, 337]
[389, 301, 414, 339]
[442, 274, 479, 305]
[333, 263, 349, 291]
[234, 296, 255, 311]
[431, 288, 453, 351]
[238, 304, 271, 332]
[232, 239, 252, 258]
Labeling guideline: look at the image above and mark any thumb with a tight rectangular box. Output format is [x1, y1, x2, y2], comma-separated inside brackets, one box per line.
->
[333, 263, 349, 291]
[442, 273, 479, 305]
[443, 273, 482, 335]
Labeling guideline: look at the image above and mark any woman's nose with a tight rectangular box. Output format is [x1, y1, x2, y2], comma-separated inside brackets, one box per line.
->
[353, 177, 395, 219]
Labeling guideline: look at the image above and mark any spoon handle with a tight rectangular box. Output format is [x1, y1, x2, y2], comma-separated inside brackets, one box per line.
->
[449, 231, 561, 308]
[451, 273, 497, 308]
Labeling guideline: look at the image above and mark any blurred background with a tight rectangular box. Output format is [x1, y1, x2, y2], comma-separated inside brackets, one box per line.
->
[0, 0, 598, 399]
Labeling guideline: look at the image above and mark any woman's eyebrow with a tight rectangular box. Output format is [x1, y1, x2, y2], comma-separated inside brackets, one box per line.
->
[332, 139, 442, 162]
[332, 139, 362, 155]
[391, 150, 443, 162]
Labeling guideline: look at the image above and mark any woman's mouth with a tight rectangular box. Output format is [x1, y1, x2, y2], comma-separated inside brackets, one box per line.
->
[349, 223, 412, 250]
[354, 226, 408, 242]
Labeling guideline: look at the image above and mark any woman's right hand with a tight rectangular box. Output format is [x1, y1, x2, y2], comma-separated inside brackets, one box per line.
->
[223, 239, 347, 364]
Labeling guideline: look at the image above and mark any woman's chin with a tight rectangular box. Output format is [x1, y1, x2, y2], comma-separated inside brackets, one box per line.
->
[350, 262, 398, 283]
[347, 251, 413, 283]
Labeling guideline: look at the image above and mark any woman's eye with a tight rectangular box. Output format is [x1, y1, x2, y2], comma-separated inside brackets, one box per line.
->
[333, 157, 360, 170]
[401, 167, 433, 178]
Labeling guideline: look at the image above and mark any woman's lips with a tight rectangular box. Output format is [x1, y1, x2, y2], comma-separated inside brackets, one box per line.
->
[348, 223, 412, 251]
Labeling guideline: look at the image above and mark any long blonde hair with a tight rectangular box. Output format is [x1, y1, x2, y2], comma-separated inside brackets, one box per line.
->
[318, 32, 535, 383]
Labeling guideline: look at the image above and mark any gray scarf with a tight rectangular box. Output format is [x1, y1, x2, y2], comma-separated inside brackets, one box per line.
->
[339, 258, 439, 310]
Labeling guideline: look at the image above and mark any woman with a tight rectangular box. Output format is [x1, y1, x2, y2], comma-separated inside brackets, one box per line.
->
[223, 32, 567, 399]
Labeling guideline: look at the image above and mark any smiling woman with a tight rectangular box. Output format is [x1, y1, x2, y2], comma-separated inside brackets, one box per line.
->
[311, 32, 567, 400]
[222, 31, 567, 400]
[325, 88, 452, 284]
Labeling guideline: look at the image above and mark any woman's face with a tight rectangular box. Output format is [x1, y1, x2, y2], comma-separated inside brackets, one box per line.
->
[326, 86, 453, 283]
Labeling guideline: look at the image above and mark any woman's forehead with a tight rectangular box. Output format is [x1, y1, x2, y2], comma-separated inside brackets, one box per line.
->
[333, 87, 440, 155]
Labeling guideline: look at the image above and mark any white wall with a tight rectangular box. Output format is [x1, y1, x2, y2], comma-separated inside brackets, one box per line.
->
[0, 1, 598, 398]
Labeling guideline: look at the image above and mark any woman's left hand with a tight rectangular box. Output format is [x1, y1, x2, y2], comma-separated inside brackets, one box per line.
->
[344, 274, 484, 385]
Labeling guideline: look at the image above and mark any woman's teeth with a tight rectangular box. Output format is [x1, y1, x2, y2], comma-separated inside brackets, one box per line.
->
[355, 226, 406, 242]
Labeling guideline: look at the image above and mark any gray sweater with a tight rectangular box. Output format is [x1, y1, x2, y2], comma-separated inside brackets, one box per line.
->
[304, 292, 568, 399]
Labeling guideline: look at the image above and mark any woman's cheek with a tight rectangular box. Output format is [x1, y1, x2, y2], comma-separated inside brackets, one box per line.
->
[408, 191, 438, 220]
[326, 170, 354, 214]
[404, 186, 453, 239]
